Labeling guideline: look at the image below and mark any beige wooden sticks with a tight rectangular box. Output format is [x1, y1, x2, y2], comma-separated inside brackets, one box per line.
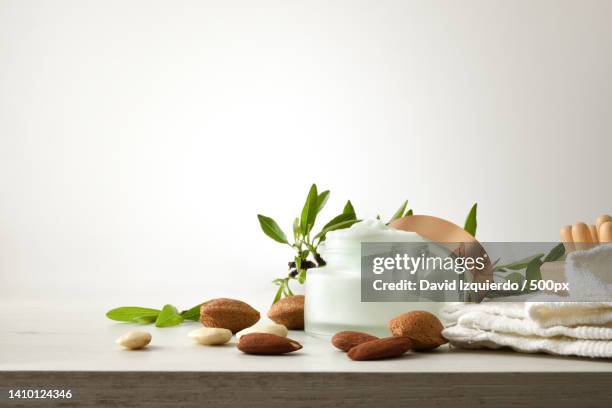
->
[561, 214, 612, 253]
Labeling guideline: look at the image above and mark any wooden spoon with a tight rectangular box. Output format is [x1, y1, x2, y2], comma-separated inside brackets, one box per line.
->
[389, 215, 492, 302]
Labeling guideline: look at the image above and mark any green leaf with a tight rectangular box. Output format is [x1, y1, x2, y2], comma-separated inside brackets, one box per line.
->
[494, 253, 544, 271]
[257, 214, 289, 244]
[316, 190, 330, 215]
[491, 257, 501, 269]
[272, 282, 284, 304]
[315, 218, 360, 240]
[106, 307, 161, 322]
[343, 200, 355, 216]
[388, 200, 408, 224]
[300, 184, 319, 235]
[326, 219, 360, 232]
[525, 257, 543, 282]
[292, 217, 300, 241]
[180, 302, 207, 321]
[322, 212, 356, 231]
[464, 203, 478, 237]
[132, 315, 158, 324]
[504, 272, 525, 284]
[155, 304, 184, 327]
[283, 278, 294, 296]
[405, 209, 413, 216]
[297, 269, 307, 284]
[543, 243, 565, 263]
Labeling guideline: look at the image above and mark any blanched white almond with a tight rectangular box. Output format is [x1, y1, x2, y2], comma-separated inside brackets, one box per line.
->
[236, 323, 288, 339]
[188, 327, 232, 345]
[116, 331, 151, 350]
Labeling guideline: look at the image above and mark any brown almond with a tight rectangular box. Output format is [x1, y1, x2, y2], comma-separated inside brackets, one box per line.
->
[388, 310, 447, 350]
[200, 298, 260, 333]
[347, 337, 412, 361]
[331, 331, 379, 352]
[237, 333, 302, 355]
[267, 295, 304, 330]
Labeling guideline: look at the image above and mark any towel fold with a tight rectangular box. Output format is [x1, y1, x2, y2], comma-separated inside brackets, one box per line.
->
[443, 325, 612, 358]
[442, 244, 612, 358]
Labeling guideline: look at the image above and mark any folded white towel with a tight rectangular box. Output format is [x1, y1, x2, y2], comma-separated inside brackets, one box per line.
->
[526, 302, 612, 328]
[444, 325, 612, 358]
[442, 244, 612, 358]
[526, 244, 612, 327]
[443, 303, 612, 340]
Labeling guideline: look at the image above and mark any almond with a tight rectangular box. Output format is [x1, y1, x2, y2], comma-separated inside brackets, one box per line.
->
[388, 310, 447, 350]
[237, 333, 302, 355]
[331, 331, 379, 352]
[347, 337, 412, 361]
[115, 331, 152, 350]
[188, 327, 232, 345]
[236, 323, 288, 339]
[200, 298, 260, 333]
[267, 295, 304, 330]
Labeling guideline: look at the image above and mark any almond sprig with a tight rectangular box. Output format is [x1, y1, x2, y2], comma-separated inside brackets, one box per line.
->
[257, 183, 359, 303]
[106, 302, 207, 327]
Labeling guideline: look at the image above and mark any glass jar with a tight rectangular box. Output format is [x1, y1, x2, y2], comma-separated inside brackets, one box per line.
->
[304, 221, 445, 337]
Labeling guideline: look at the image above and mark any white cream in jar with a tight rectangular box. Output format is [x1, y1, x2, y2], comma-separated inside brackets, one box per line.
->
[304, 219, 444, 337]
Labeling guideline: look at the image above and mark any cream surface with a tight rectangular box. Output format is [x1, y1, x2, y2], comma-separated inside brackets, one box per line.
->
[322, 219, 424, 249]
[306, 219, 433, 336]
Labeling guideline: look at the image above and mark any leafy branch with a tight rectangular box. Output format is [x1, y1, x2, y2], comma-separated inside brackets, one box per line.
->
[486, 243, 566, 298]
[106, 301, 207, 327]
[258, 184, 360, 303]
[259, 186, 479, 304]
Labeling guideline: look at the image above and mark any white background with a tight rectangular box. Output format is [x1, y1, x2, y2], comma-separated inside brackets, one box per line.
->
[1, 0, 611, 309]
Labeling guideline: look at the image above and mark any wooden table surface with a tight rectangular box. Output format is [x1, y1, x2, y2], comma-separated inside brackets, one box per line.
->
[1, 300, 611, 407]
